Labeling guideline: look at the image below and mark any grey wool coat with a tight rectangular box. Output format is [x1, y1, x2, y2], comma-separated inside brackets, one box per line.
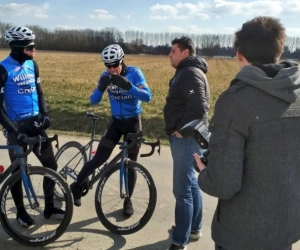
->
[199, 61, 300, 250]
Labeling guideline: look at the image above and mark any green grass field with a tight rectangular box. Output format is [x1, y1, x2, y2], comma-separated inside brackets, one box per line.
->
[0, 49, 240, 144]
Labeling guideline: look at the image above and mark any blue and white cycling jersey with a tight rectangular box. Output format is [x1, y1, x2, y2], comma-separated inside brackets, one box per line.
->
[0, 55, 39, 121]
[90, 66, 152, 119]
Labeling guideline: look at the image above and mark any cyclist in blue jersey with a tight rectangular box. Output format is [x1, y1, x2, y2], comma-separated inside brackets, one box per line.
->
[71, 44, 152, 216]
[0, 26, 65, 227]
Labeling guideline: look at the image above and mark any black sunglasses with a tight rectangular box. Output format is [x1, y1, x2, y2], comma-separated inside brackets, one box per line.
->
[105, 63, 121, 69]
[12, 44, 35, 51]
[105, 63, 120, 69]
[25, 44, 35, 51]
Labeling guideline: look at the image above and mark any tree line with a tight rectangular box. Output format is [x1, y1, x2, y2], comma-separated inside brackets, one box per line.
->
[1, 21, 300, 58]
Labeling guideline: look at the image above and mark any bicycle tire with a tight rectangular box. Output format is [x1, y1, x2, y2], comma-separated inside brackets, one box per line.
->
[95, 161, 157, 235]
[0, 166, 74, 246]
[54, 141, 88, 201]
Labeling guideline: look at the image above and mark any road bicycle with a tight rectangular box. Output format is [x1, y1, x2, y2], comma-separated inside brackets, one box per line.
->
[54, 112, 161, 235]
[0, 135, 73, 246]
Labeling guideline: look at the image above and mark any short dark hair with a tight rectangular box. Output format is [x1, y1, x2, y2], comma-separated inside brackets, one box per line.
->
[171, 36, 196, 56]
[234, 16, 286, 64]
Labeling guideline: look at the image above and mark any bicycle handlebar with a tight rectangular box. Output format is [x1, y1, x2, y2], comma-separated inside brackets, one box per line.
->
[13, 134, 59, 158]
[140, 139, 161, 157]
[119, 132, 161, 158]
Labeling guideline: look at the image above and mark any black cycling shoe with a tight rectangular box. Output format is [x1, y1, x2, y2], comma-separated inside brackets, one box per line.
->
[123, 197, 134, 217]
[16, 210, 35, 227]
[70, 182, 83, 207]
[44, 207, 65, 220]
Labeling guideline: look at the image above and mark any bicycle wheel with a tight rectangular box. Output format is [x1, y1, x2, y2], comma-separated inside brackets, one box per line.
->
[95, 161, 157, 235]
[0, 166, 73, 246]
[54, 141, 87, 201]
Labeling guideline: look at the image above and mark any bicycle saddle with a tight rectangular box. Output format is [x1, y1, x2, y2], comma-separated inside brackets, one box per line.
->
[86, 112, 104, 120]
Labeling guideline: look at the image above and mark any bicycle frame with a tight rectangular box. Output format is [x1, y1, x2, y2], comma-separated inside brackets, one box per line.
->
[87, 118, 101, 161]
[59, 136, 130, 198]
[59, 113, 160, 199]
[61, 117, 124, 187]
[85, 117, 136, 196]
[57, 118, 101, 183]
[88, 140, 130, 197]
[0, 145, 39, 209]
[88, 118, 125, 186]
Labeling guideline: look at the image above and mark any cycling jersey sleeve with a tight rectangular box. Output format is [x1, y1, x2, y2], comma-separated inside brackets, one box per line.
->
[90, 74, 104, 105]
[33, 61, 48, 117]
[0, 65, 18, 134]
[127, 67, 152, 102]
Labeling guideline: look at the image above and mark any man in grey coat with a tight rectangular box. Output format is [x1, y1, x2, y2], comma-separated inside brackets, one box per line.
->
[194, 16, 300, 250]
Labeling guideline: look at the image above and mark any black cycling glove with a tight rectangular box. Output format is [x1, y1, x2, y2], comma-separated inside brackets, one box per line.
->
[13, 131, 28, 147]
[98, 75, 112, 92]
[110, 75, 132, 90]
[34, 116, 51, 130]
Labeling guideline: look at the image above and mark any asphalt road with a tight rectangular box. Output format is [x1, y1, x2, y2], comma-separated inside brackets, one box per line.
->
[0, 133, 299, 250]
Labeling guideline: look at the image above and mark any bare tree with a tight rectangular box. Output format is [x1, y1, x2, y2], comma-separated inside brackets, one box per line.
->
[0, 20, 299, 58]
[0, 21, 12, 48]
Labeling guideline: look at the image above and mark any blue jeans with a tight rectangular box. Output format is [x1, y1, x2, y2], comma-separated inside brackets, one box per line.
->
[169, 135, 203, 246]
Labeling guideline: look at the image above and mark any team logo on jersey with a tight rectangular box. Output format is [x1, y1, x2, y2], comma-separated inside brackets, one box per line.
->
[107, 84, 118, 91]
[12, 73, 35, 86]
[110, 94, 133, 100]
[108, 85, 127, 94]
[13, 66, 21, 72]
[17, 86, 36, 94]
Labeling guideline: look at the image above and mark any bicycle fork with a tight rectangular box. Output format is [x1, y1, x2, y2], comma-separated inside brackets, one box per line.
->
[120, 144, 129, 199]
[19, 159, 39, 209]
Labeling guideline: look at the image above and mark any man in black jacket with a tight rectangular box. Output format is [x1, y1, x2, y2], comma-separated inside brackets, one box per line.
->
[163, 36, 210, 250]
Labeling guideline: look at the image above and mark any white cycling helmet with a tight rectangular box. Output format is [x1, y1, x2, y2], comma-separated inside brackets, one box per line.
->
[102, 44, 124, 64]
[5, 26, 35, 44]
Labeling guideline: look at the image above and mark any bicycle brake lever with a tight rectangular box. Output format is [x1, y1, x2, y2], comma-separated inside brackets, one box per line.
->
[53, 134, 59, 149]
[157, 140, 161, 155]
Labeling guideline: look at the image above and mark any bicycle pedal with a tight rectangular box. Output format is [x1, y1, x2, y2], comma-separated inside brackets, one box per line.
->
[81, 187, 89, 196]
